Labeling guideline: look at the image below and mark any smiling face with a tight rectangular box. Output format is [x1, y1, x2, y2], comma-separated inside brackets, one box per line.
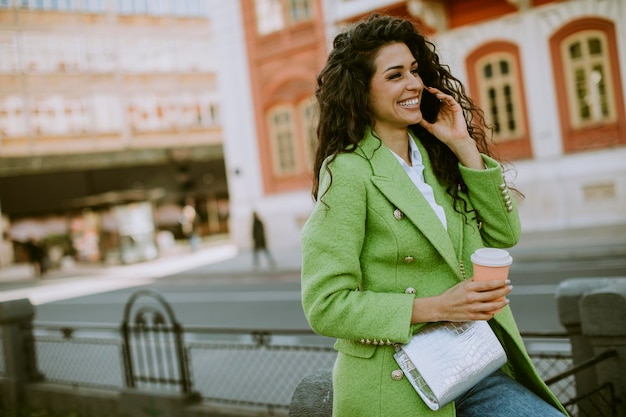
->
[368, 42, 425, 135]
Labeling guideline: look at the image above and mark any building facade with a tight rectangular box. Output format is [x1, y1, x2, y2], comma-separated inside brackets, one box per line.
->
[0, 0, 229, 263]
[2, 0, 624, 261]
[219, 0, 626, 251]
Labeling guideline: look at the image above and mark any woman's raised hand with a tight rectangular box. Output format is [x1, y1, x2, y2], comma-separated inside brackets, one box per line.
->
[419, 87, 485, 170]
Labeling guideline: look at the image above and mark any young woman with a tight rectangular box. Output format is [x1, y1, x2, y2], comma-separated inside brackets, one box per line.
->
[300, 14, 566, 417]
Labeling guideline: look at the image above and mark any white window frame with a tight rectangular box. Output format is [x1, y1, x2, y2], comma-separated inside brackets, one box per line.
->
[475, 52, 525, 143]
[255, 0, 285, 35]
[0, 96, 27, 137]
[289, 0, 312, 23]
[268, 105, 298, 176]
[561, 30, 617, 128]
[298, 96, 316, 170]
[92, 94, 122, 133]
[0, 33, 19, 73]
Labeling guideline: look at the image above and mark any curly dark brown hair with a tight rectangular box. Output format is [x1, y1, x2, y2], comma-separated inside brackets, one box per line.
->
[312, 13, 501, 215]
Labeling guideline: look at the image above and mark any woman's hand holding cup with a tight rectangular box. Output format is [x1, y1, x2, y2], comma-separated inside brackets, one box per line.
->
[470, 248, 513, 314]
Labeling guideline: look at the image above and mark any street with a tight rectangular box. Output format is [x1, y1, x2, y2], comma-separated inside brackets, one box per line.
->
[30, 250, 626, 334]
[507, 254, 626, 331]
[2, 235, 625, 410]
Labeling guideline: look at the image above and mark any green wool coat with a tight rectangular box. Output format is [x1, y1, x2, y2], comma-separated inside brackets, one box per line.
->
[301, 129, 567, 417]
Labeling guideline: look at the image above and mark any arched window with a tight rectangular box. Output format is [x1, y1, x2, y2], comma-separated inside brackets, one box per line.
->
[563, 31, 615, 128]
[550, 18, 625, 153]
[466, 42, 532, 160]
[267, 105, 298, 176]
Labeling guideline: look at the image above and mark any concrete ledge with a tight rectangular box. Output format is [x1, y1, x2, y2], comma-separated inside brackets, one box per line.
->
[120, 388, 200, 417]
[0, 380, 287, 417]
[556, 278, 624, 327]
[289, 370, 332, 417]
[580, 279, 626, 337]
[24, 382, 120, 417]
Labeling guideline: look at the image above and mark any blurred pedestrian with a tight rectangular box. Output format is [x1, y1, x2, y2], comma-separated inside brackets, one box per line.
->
[25, 237, 47, 278]
[180, 200, 200, 251]
[252, 211, 275, 269]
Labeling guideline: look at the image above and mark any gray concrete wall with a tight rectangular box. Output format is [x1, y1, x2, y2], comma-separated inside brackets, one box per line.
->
[0, 380, 286, 417]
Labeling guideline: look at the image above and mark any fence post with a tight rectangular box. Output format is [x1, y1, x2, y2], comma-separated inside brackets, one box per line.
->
[0, 298, 38, 416]
[579, 278, 626, 417]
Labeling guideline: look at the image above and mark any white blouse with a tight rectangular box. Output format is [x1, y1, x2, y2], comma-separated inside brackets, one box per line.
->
[390, 136, 447, 230]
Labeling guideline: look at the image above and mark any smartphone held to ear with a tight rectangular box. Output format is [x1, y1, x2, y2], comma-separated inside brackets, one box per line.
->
[420, 88, 441, 123]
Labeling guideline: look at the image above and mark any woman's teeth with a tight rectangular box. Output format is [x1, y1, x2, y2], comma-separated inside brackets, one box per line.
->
[399, 98, 419, 107]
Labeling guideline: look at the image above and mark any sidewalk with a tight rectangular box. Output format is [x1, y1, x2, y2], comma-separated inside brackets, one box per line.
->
[0, 238, 303, 305]
[0, 223, 625, 304]
[0, 239, 301, 285]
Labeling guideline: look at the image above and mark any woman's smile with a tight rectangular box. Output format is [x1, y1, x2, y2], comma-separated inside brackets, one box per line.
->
[398, 97, 420, 108]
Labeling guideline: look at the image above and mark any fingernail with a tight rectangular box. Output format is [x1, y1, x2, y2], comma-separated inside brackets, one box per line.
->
[508, 285, 513, 291]
[505, 279, 511, 285]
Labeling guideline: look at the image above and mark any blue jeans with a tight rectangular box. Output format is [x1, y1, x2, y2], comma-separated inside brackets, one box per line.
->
[455, 370, 565, 417]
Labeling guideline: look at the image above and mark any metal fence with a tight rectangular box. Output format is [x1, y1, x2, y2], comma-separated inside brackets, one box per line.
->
[27, 322, 576, 412]
[544, 349, 620, 417]
[29, 322, 336, 413]
[2, 291, 615, 416]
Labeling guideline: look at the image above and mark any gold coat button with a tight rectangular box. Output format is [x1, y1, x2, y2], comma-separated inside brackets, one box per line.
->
[393, 208, 404, 220]
[391, 369, 404, 381]
[405, 287, 416, 294]
[404, 256, 415, 263]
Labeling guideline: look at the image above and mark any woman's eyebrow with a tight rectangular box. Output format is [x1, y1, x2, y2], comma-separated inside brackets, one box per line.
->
[382, 64, 403, 73]
[382, 60, 418, 74]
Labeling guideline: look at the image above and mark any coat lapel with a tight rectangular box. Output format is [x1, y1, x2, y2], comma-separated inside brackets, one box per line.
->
[357, 129, 461, 277]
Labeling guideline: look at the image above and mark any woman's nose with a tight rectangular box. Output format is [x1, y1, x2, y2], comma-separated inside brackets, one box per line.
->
[407, 74, 422, 90]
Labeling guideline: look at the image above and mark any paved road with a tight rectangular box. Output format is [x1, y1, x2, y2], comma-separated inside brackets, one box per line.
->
[507, 255, 626, 331]
[28, 249, 626, 335]
[2, 224, 626, 335]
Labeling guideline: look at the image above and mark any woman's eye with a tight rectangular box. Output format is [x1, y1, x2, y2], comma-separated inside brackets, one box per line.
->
[388, 73, 401, 80]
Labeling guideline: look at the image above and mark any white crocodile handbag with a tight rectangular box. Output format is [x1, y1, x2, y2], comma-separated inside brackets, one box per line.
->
[393, 320, 507, 411]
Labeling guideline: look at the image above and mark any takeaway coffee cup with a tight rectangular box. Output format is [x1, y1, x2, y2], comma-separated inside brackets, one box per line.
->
[471, 248, 513, 313]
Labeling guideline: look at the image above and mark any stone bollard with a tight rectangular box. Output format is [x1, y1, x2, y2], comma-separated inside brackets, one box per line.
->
[579, 278, 626, 417]
[556, 277, 623, 406]
[289, 369, 332, 417]
[0, 298, 39, 417]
